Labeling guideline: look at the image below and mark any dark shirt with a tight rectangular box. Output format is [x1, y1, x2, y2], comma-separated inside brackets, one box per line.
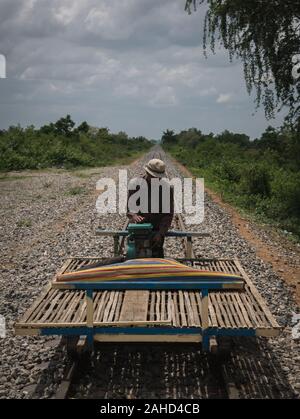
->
[127, 175, 174, 236]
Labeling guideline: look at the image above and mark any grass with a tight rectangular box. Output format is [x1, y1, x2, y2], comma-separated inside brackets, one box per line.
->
[0, 175, 31, 182]
[65, 186, 85, 196]
[16, 219, 32, 228]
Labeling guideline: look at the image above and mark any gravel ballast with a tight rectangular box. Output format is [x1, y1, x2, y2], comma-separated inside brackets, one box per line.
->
[0, 149, 299, 399]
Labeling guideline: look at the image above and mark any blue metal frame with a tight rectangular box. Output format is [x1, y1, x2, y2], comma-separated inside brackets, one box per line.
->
[54, 280, 244, 291]
[95, 229, 207, 238]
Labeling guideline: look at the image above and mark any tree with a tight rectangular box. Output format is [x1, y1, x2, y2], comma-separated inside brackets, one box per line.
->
[177, 128, 203, 147]
[77, 121, 90, 134]
[217, 130, 250, 147]
[161, 129, 177, 145]
[54, 115, 75, 137]
[254, 126, 281, 151]
[185, 1, 300, 130]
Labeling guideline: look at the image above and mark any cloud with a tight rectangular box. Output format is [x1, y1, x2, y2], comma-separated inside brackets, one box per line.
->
[0, 54, 6, 78]
[150, 86, 178, 107]
[216, 93, 233, 104]
[0, 0, 283, 138]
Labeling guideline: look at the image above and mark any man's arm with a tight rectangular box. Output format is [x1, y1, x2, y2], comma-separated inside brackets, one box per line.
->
[127, 183, 145, 223]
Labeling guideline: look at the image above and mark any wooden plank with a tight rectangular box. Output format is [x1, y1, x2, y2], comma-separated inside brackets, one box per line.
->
[220, 293, 239, 328]
[95, 320, 172, 326]
[209, 293, 225, 328]
[156, 291, 161, 321]
[16, 322, 85, 328]
[119, 291, 149, 322]
[189, 292, 201, 327]
[213, 293, 231, 327]
[227, 293, 248, 328]
[194, 292, 203, 324]
[60, 293, 83, 323]
[208, 296, 218, 328]
[167, 291, 172, 324]
[27, 289, 59, 322]
[183, 291, 196, 326]
[161, 291, 166, 321]
[234, 259, 280, 328]
[178, 291, 187, 327]
[18, 284, 52, 323]
[30, 290, 62, 322]
[201, 292, 209, 329]
[149, 291, 155, 321]
[173, 292, 180, 327]
[74, 293, 87, 323]
[235, 293, 255, 328]
[47, 292, 75, 322]
[94, 334, 202, 343]
[240, 294, 262, 327]
[107, 292, 120, 322]
[256, 328, 280, 337]
[57, 258, 73, 275]
[15, 328, 40, 336]
[103, 291, 116, 322]
[48, 291, 75, 323]
[176, 214, 195, 258]
[86, 291, 94, 327]
[217, 293, 236, 328]
[94, 291, 108, 322]
[70, 292, 85, 322]
[112, 292, 123, 322]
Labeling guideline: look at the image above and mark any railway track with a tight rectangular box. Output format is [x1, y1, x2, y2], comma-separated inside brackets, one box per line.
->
[15, 147, 294, 400]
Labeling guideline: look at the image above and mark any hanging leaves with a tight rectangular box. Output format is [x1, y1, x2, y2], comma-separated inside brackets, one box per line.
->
[185, 0, 300, 130]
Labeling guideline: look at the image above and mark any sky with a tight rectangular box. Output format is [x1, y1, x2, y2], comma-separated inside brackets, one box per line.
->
[0, 0, 283, 140]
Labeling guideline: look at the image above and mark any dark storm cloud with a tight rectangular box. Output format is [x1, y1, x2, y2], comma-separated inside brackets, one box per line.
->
[0, 0, 283, 138]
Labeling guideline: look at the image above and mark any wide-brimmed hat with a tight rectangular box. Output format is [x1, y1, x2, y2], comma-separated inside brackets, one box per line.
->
[143, 159, 166, 178]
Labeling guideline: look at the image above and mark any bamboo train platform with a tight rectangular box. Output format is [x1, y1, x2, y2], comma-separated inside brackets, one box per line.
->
[15, 257, 281, 347]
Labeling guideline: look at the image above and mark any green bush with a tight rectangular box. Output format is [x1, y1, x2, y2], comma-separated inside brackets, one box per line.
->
[164, 126, 300, 239]
[239, 164, 271, 197]
[0, 116, 152, 171]
[216, 161, 241, 183]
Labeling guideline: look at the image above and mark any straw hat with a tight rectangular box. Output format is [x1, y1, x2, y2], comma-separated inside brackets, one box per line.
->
[144, 159, 166, 178]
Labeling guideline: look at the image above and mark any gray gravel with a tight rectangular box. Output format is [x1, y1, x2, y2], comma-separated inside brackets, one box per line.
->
[0, 148, 299, 399]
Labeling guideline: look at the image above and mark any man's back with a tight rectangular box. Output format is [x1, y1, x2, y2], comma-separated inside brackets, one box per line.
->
[127, 158, 174, 257]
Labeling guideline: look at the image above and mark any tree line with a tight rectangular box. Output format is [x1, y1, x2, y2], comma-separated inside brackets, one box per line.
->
[0, 115, 152, 171]
[162, 126, 300, 238]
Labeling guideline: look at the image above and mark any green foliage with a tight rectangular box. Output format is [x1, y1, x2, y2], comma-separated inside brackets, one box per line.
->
[161, 129, 176, 145]
[0, 116, 152, 171]
[16, 219, 32, 228]
[164, 125, 300, 238]
[66, 186, 85, 196]
[185, 0, 300, 130]
[239, 164, 271, 197]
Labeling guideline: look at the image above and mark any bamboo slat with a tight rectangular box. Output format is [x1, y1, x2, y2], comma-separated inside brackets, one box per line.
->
[15, 258, 280, 334]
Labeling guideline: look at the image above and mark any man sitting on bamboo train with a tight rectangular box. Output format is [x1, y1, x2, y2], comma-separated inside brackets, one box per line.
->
[127, 159, 174, 258]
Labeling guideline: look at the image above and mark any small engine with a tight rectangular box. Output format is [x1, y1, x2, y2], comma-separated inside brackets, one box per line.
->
[126, 223, 154, 259]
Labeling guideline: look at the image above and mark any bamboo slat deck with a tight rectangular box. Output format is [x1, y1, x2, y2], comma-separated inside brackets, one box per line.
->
[15, 257, 281, 337]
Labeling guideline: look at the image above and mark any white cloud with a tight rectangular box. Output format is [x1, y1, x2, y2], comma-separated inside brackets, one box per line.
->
[0, 0, 283, 137]
[199, 87, 217, 97]
[150, 86, 177, 107]
[216, 93, 233, 104]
